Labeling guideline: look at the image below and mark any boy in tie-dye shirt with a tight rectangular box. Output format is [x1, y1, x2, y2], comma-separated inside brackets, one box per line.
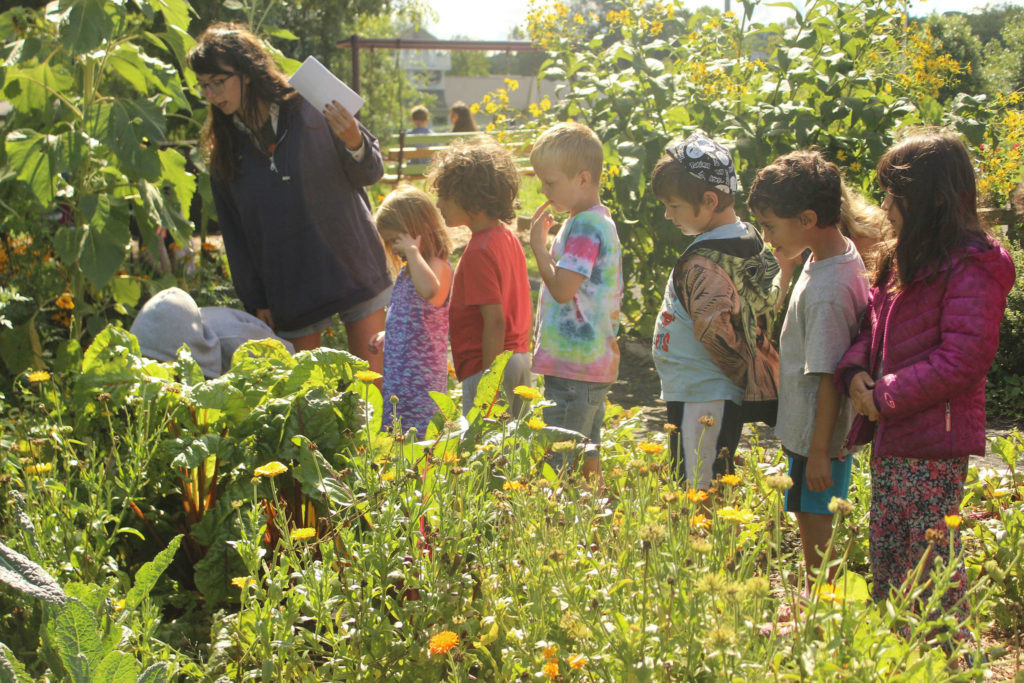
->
[529, 122, 622, 485]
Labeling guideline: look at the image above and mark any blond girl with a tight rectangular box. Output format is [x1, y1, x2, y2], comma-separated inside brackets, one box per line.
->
[370, 186, 453, 433]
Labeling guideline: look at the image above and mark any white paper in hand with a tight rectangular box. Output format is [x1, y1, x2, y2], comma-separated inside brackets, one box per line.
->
[289, 55, 365, 115]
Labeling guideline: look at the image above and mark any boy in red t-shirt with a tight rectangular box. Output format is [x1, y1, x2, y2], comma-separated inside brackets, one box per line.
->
[429, 138, 532, 415]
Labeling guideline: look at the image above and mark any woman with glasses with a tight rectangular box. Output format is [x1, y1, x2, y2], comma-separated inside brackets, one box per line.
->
[186, 23, 392, 367]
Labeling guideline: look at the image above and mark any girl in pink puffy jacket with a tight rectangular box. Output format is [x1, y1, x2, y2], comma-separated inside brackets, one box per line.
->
[836, 131, 1015, 635]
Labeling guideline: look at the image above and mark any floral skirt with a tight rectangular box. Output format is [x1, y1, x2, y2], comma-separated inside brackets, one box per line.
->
[869, 454, 969, 620]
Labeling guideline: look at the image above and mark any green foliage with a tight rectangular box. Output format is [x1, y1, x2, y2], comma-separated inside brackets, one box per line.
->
[4, 342, 1022, 678]
[526, 0, 993, 334]
[0, 0, 196, 377]
[987, 238, 1024, 418]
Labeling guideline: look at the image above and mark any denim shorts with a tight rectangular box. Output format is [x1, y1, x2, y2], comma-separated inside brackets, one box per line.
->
[460, 351, 533, 416]
[543, 375, 612, 471]
[277, 285, 393, 338]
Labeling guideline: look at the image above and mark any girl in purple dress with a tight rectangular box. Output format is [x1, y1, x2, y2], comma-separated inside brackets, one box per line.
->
[370, 186, 453, 434]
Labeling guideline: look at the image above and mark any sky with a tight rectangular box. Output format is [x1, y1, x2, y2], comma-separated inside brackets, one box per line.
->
[426, 0, 1024, 41]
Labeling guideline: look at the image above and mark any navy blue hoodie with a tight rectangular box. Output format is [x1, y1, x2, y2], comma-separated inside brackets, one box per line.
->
[211, 97, 392, 332]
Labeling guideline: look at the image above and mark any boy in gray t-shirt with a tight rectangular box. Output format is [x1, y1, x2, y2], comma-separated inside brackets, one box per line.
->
[749, 151, 869, 584]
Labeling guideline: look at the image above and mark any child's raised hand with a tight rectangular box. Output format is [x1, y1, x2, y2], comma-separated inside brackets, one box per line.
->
[368, 331, 385, 355]
[850, 371, 880, 421]
[390, 232, 421, 258]
[530, 200, 556, 250]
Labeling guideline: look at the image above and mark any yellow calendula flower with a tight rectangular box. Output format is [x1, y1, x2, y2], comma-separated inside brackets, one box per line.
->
[638, 441, 664, 454]
[849, 161, 862, 173]
[231, 576, 255, 589]
[470, 102, 480, 114]
[817, 583, 846, 603]
[690, 513, 711, 530]
[720, 474, 741, 486]
[685, 489, 708, 503]
[354, 370, 382, 383]
[717, 506, 754, 524]
[27, 370, 51, 383]
[514, 385, 542, 401]
[568, 653, 587, 670]
[254, 461, 288, 478]
[542, 659, 559, 679]
[24, 463, 53, 476]
[526, 416, 546, 430]
[944, 514, 962, 529]
[290, 527, 316, 541]
[114, 599, 126, 611]
[540, 97, 551, 111]
[381, 470, 396, 481]
[55, 293, 74, 310]
[429, 630, 459, 655]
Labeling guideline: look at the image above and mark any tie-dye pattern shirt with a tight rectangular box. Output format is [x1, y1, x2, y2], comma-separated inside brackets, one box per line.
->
[532, 205, 622, 383]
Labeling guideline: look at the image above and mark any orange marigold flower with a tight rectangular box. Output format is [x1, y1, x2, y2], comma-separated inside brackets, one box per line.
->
[638, 441, 664, 454]
[685, 489, 708, 503]
[690, 513, 711, 530]
[503, 480, 529, 492]
[542, 644, 558, 659]
[568, 653, 587, 670]
[55, 293, 74, 310]
[542, 659, 559, 678]
[429, 630, 459, 655]
[720, 474, 741, 486]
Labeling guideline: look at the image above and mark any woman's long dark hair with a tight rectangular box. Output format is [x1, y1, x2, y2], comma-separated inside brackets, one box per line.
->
[187, 23, 296, 180]
[449, 101, 477, 133]
[874, 130, 987, 289]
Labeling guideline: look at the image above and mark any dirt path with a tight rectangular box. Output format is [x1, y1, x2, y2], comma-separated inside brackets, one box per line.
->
[609, 333, 1021, 473]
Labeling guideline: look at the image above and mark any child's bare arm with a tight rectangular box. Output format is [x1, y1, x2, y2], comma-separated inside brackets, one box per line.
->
[806, 373, 840, 492]
[479, 303, 505, 372]
[392, 234, 452, 306]
[530, 201, 586, 303]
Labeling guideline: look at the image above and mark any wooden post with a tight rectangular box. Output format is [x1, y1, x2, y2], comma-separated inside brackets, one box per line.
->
[350, 34, 360, 94]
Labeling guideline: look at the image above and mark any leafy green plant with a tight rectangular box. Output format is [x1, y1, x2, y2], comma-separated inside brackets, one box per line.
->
[0, 530, 179, 682]
[524, 0, 992, 334]
[0, 0, 196, 375]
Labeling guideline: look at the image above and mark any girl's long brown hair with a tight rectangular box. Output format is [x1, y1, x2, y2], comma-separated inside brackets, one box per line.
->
[374, 186, 451, 272]
[874, 130, 987, 289]
[186, 23, 296, 181]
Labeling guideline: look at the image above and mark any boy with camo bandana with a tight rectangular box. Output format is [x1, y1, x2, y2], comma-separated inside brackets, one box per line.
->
[650, 131, 781, 490]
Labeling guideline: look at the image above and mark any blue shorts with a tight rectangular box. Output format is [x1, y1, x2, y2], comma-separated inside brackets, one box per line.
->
[542, 375, 611, 471]
[784, 446, 854, 515]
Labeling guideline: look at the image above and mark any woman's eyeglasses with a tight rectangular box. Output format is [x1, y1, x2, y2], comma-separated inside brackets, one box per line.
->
[195, 73, 237, 97]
